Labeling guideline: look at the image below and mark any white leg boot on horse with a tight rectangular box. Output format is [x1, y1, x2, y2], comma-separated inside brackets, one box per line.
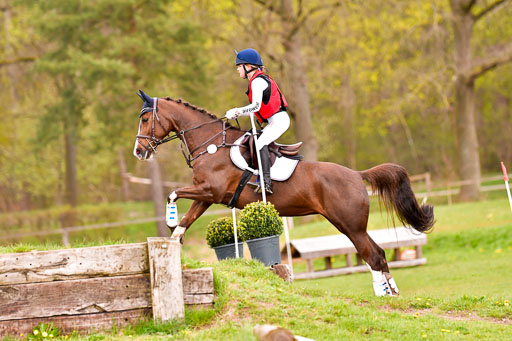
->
[367, 264, 399, 296]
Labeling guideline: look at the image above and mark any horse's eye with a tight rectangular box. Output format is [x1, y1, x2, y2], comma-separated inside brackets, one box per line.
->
[142, 118, 149, 123]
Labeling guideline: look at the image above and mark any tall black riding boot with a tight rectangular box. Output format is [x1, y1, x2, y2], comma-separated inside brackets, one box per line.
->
[260, 145, 273, 194]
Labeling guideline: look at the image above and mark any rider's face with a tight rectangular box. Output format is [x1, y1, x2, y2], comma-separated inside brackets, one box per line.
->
[237, 64, 245, 78]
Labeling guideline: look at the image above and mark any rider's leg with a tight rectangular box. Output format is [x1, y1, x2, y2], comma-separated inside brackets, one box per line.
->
[260, 145, 272, 194]
[253, 111, 290, 194]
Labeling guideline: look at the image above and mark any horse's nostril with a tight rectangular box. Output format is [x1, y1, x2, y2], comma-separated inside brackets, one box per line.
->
[136, 149, 141, 155]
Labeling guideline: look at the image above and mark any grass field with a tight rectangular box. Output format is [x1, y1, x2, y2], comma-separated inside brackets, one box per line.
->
[1, 198, 512, 340]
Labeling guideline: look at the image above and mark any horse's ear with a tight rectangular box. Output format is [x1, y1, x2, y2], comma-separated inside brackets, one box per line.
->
[138, 89, 153, 105]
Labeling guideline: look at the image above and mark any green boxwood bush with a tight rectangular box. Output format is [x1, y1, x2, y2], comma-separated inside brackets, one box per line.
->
[238, 201, 283, 241]
[206, 217, 242, 248]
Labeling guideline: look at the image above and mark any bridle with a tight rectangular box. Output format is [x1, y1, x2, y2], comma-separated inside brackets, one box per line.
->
[136, 98, 177, 157]
[136, 98, 241, 168]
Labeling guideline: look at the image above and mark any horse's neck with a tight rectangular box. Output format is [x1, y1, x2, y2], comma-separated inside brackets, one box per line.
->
[164, 102, 223, 151]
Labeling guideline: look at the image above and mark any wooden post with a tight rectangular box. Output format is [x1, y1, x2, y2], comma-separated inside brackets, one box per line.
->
[415, 245, 423, 259]
[447, 181, 452, 205]
[118, 148, 130, 201]
[61, 228, 70, 247]
[147, 159, 169, 237]
[270, 264, 293, 283]
[147, 237, 184, 321]
[324, 256, 332, 270]
[305, 259, 314, 273]
[394, 247, 400, 261]
[253, 324, 294, 341]
[345, 254, 353, 267]
[425, 172, 431, 199]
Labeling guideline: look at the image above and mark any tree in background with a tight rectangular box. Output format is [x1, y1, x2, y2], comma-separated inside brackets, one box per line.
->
[450, 0, 512, 200]
[24, 0, 210, 209]
[248, 0, 341, 161]
[2, 0, 512, 213]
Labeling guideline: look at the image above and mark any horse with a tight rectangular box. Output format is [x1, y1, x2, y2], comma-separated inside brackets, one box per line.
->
[133, 90, 434, 296]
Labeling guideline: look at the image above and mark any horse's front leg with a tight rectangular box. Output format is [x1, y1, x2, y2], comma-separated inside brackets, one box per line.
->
[167, 182, 214, 243]
[170, 200, 211, 243]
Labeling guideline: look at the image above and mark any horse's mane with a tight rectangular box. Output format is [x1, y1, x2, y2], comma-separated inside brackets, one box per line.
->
[164, 97, 219, 120]
[164, 97, 241, 130]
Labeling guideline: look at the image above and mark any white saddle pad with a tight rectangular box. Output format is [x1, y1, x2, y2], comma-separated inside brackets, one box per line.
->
[229, 133, 300, 181]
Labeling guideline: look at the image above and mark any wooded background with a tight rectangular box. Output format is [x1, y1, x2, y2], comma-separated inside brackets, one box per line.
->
[1, 0, 511, 212]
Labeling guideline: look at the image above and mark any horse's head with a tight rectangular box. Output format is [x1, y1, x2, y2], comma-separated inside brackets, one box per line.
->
[133, 89, 173, 160]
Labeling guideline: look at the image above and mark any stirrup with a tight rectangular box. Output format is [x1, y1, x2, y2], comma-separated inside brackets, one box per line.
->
[248, 181, 261, 193]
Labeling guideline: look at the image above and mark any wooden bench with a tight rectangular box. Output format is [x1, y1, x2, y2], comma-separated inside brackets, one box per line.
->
[282, 227, 427, 280]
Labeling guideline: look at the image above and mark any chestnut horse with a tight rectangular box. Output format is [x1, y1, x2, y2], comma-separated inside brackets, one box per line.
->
[133, 90, 434, 296]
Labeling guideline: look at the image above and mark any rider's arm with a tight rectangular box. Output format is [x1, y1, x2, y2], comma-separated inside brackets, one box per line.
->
[236, 77, 268, 116]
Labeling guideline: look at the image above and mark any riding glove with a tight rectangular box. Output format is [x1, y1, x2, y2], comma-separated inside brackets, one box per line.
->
[225, 108, 239, 120]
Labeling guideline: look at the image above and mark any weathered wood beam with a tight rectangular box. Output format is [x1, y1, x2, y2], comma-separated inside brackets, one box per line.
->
[147, 238, 184, 321]
[0, 243, 148, 285]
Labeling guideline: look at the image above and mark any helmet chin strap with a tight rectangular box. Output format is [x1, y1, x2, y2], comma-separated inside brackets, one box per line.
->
[243, 64, 259, 79]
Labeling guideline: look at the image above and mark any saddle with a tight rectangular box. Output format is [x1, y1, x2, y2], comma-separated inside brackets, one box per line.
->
[239, 133, 303, 169]
[227, 132, 303, 207]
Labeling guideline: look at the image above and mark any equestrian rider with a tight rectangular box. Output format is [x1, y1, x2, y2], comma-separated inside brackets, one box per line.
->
[225, 48, 290, 194]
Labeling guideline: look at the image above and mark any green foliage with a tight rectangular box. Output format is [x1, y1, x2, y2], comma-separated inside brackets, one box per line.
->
[0, 204, 123, 233]
[238, 201, 283, 241]
[2, 0, 512, 211]
[27, 323, 61, 340]
[205, 216, 240, 248]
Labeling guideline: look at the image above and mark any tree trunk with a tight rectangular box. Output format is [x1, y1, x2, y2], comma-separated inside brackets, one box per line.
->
[147, 158, 169, 237]
[280, 0, 318, 162]
[118, 148, 131, 201]
[1, 0, 20, 102]
[341, 76, 357, 169]
[64, 130, 78, 207]
[450, 0, 481, 201]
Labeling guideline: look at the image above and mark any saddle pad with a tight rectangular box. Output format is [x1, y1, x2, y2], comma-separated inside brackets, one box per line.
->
[230, 133, 300, 181]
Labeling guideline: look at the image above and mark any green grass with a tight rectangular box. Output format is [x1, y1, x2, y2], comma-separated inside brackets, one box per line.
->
[2, 198, 512, 340]
[21, 258, 509, 340]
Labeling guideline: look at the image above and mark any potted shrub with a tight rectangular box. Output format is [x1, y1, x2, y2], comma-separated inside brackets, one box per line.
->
[238, 201, 283, 266]
[206, 217, 244, 260]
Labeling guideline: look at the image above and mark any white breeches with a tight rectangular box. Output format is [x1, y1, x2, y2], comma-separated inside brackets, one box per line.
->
[255, 111, 290, 151]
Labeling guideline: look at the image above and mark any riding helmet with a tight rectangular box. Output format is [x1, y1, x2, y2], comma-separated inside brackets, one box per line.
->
[235, 48, 263, 66]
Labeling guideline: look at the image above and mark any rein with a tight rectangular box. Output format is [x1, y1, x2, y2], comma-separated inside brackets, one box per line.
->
[179, 118, 239, 168]
[136, 98, 242, 168]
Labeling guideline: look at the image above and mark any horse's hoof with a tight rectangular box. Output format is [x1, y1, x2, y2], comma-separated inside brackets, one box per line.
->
[170, 226, 186, 243]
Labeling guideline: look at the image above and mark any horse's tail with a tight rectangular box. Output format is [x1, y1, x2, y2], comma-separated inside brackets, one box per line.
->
[359, 163, 434, 233]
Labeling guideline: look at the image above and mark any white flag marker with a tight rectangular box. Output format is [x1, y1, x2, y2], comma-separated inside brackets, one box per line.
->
[501, 162, 512, 213]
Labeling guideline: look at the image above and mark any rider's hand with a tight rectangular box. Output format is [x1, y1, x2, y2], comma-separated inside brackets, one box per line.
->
[225, 108, 239, 120]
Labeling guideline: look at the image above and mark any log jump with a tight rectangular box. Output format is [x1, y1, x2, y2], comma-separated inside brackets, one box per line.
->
[0, 238, 213, 337]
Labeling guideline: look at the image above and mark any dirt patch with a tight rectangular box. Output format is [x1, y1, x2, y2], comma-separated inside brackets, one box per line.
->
[376, 304, 512, 325]
[441, 310, 512, 325]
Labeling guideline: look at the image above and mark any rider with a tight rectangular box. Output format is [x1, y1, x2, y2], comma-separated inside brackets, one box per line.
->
[225, 48, 290, 194]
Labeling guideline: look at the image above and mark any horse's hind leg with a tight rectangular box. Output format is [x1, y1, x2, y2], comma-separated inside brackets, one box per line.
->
[366, 235, 399, 296]
[331, 218, 399, 296]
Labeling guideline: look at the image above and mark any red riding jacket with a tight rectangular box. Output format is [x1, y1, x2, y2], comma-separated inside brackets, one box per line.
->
[247, 70, 288, 123]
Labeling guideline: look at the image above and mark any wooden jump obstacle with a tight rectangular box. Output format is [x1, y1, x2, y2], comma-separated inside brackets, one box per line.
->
[283, 227, 427, 280]
[0, 238, 214, 337]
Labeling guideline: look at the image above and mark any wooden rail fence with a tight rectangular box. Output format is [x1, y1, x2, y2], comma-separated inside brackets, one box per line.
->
[0, 173, 506, 246]
[0, 238, 214, 337]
